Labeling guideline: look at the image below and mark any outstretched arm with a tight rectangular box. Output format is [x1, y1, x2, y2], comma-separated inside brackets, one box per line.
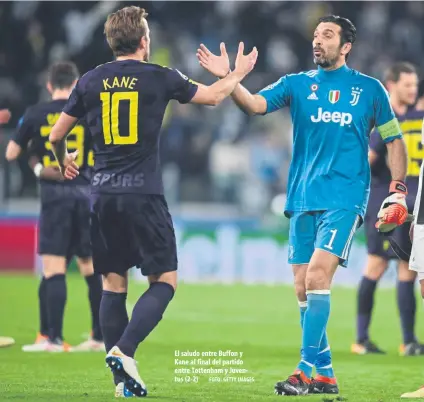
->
[229, 84, 267, 115]
[196, 43, 265, 115]
[191, 42, 258, 107]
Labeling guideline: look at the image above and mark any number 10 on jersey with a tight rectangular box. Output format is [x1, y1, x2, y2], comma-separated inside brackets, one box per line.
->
[100, 91, 138, 145]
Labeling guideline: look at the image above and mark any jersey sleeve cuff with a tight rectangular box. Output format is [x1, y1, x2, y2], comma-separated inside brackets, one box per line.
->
[382, 133, 402, 144]
[255, 93, 269, 115]
[179, 84, 198, 104]
[62, 108, 81, 119]
[11, 136, 26, 148]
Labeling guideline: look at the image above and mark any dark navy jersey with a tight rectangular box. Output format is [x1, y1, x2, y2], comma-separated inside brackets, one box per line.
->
[369, 108, 424, 195]
[13, 99, 93, 188]
[63, 60, 198, 195]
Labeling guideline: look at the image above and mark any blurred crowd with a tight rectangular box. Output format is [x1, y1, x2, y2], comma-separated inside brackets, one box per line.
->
[1, 1, 424, 216]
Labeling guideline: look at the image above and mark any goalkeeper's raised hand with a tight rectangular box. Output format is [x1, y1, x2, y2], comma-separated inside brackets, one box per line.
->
[375, 180, 408, 233]
[197, 42, 231, 78]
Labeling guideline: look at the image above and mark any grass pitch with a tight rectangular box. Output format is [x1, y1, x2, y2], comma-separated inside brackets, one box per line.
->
[0, 273, 424, 401]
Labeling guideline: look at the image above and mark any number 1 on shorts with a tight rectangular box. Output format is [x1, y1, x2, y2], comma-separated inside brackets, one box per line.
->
[324, 229, 338, 250]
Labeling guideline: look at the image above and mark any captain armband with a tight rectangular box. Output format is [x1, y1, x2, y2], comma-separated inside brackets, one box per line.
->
[377, 118, 402, 142]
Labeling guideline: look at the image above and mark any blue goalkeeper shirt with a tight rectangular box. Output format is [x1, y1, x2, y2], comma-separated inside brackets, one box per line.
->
[258, 64, 402, 218]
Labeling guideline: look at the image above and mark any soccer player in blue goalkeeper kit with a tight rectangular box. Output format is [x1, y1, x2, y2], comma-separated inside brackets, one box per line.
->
[197, 15, 408, 396]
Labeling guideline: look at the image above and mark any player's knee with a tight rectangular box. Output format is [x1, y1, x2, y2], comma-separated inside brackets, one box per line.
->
[398, 260, 417, 282]
[294, 275, 306, 301]
[149, 271, 177, 291]
[364, 255, 387, 281]
[102, 272, 128, 293]
[305, 264, 330, 291]
[42, 255, 67, 278]
[306, 250, 338, 290]
[292, 264, 307, 301]
[77, 257, 94, 277]
[305, 271, 328, 291]
[294, 284, 306, 302]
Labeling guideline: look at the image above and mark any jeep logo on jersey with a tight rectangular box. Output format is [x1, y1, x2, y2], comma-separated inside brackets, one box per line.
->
[310, 107, 353, 126]
[328, 90, 340, 104]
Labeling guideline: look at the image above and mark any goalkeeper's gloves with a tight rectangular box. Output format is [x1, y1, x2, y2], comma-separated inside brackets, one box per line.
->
[375, 180, 408, 234]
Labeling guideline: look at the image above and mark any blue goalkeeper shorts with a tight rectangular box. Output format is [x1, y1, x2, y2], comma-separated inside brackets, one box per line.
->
[288, 210, 362, 267]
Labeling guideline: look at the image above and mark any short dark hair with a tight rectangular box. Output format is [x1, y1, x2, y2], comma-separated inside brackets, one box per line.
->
[384, 62, 417, 84]
[48, 62, 79, 90]
[417, 79, 424, 99]
[318, 15, 357, 59]
[104, 6, 148, 57]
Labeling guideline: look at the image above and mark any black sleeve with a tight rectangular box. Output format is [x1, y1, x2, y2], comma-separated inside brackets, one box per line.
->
[26, 135, 43, 161]
[63, 79, 86, 118]
[12, 108, 36, 148]
[166, 68, 198, 104]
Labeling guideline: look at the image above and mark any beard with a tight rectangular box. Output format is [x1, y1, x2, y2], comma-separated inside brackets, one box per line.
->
[313, 48, 339, 68]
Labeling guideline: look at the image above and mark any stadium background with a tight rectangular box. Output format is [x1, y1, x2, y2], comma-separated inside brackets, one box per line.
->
[0, 0, 418, 283]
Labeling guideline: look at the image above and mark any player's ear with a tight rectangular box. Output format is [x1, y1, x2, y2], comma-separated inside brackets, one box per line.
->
[46, 82, 53, 95]
[386, 80, 394, 92]
[141, 35, 148, 50]
[341, 42, 352, 57]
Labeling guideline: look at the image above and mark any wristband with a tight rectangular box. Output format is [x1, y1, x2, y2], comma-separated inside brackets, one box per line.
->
[33, 163, 43, 178]
[389, 180, 407, 195]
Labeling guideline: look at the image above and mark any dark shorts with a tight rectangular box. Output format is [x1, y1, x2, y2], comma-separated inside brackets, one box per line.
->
[90, 193, 177, 276]
[365, 187, 414, 262]
[38, 197, 91, 258]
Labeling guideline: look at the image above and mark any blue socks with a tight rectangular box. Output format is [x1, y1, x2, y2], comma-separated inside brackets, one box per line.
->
[316, 331, 334, 377]
[297, 292, 332, 378]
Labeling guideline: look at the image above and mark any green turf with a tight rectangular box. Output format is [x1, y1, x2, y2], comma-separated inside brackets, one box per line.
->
[0, 273, 423, 401]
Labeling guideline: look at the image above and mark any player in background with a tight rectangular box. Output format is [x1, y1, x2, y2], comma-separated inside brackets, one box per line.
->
[197, 15, 408, 396]
[0, 108, 15, 348]
[416, 80, 424, 112]
[5, 62, 104, 352]
[400, 100, 424, 398]
[352, 63, 424, 356]
[48, 6, 257, 397]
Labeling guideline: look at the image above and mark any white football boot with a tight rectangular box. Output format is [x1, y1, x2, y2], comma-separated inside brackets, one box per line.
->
[22, 335, 70, 352]
[115, 382, 135, 398]
[71, 338, 105, 352]
[0, 336, 15, 348]
[401, 386, 424, 398]
[106, 346, 147, 397]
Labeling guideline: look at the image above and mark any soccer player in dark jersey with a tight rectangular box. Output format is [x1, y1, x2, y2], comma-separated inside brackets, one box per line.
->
[352, 62, 424, 356]
[48, 6, 257, 397]
[5, 62, 104, 353]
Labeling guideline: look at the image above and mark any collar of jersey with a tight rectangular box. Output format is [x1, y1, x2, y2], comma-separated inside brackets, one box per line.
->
[316, 64, 350, 81]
